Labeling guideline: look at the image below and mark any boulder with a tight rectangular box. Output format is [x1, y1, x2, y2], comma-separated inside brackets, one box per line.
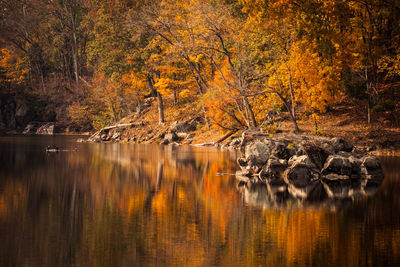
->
[271, 141, 294, 160]
[361, 156, 384, 186]
[177, 132, 189, 140]
[23, 121, 55, 135]
[233, 134, 384, 205]
[259, 158, 287, 185]
[300, 143, 330, 169]
[23, 122, 40, 134]
[164, 131, 179, 142]
[226, 137, 242, 150]
[111, 131, 120, 140]
[237, 157, 248, 170]
[36, 123, 55, 135]
[321, 155, 352, 176]
[284, 163, 319, 189]
[160, 139, 169, 145]
[100, 133, 110, 142]
[330, 137, 353, 153]
[288, 155, 316, 169]
[169, 119, 198, 133]
[362, 156, 380, 169]
[245, 140, 273, 168]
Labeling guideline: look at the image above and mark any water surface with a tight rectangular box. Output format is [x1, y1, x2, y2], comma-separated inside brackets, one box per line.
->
[0, 136, 399, 266]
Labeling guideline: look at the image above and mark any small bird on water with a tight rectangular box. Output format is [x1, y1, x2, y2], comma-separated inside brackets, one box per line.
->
[46, 145, 60, 152]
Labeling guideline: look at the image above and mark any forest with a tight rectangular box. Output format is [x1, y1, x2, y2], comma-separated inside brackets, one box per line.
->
[1, 0, 399, 135]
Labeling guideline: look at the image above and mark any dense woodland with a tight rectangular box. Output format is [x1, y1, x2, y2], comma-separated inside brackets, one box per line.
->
[1, 0, 400, 132]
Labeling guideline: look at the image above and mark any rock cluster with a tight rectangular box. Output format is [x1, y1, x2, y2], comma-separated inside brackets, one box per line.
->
[234, 131, 384, 205]
[159, 119, 199, 145]
[87, 122, 147, 142]
[23, 122, 55, 135]
[86, 116, 202, 144]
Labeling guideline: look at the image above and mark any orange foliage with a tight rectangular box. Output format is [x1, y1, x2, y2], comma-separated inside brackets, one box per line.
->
[0, 48, 28, 85]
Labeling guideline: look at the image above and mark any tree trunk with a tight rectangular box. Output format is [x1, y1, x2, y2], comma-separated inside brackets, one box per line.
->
[174, 90, 178, 105]
[157, 91, 165, 125]
[243, 96, 257, 128]
[202, 106, 210, 129]
[367, 102, 371, 125]
[147, 75, 165, 125]
[291, 114, 300, 132]
[275, 91, 300, 132]
[70, 5, 79, 82]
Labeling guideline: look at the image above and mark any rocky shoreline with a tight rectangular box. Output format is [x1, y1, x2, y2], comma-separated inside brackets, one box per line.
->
[225, 130, 385, 207]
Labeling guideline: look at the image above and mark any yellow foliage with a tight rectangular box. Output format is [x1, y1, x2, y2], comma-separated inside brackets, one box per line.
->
[378, 54, 400, 78]
[179, 89, 190, 98]
[288, 42, 335, 113]
[153, 77, 173, 95]
[121, 71, 146, 95]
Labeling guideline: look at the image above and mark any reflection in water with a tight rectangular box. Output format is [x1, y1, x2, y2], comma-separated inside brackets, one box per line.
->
[237, 177, 381, 210]
[0, 136, 399, 266]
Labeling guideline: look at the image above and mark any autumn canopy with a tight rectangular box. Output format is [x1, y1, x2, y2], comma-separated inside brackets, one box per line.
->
[1, 0, 399, 131]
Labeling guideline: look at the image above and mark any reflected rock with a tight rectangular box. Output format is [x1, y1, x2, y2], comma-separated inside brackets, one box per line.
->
[238, 181, 295, 209]
[237, 176, 381, 209]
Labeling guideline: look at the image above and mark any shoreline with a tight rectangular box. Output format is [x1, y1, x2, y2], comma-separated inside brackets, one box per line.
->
[2, 130, 399, 157]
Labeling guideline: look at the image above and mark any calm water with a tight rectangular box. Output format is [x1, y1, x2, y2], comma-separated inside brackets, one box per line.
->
[0, 136, 399, 267]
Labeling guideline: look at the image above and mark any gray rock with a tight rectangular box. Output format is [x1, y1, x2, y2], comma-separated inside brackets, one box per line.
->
[226, 137, 242, 150]
[245, 141, 272, 168]
[288, 155, 316, 169]
[361, 156, 384, 186]
[284, 163, 319, 188]
[259, 158, 287, 185]
[322, 155, 352, 176]
[160, 139, 170, 145]
[300, 143, 330, 169]
[271, 141, 294, 160]
[330, 137, 353, 152]
[337, 151, 352, 158]
[36, 123, 55, 135]
[237, 157, 248, 169]
[23, 122, 40, 134]
[362, 156, 380, 169]
[164, 131, 179, 142]
[111, 131, 120, 140]
[233, 134, 384, 205]
[351, 146, 365, 155]
[100, 134, 110, 141]
[177, 132, 189, 139]
[170, 120, 197, 133]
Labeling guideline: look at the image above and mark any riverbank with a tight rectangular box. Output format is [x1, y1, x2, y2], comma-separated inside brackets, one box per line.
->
[79, 98, 400, 155]
[3, 96, 399, 155]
